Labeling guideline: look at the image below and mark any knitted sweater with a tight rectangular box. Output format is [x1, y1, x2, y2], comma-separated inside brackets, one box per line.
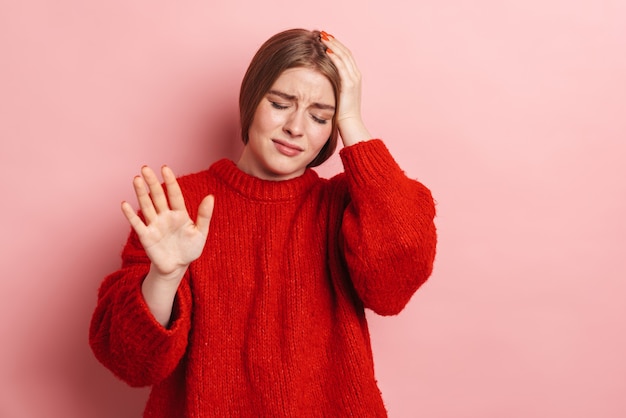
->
[89, 139, 437, 417]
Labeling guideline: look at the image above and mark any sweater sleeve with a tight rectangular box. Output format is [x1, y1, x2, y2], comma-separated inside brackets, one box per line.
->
[89, 230, 192, 387]
[338, 139, 437, 316]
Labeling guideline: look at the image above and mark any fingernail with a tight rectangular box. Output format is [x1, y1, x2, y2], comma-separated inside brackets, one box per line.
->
[326, 48, 333, 54]
[321, 31, 334, 39]
[320, 32, 329, 41]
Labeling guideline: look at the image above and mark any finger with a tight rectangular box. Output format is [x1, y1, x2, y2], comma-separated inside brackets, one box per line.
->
[141, 165, 169, 213]
[321, 33, 348, 56]
[195, 194, 215, 237]
[331, 47, 360, 80]
[323, 47, 361, 93]
[121, 200, 148, 236]
[133, 174, 157, 222]
[321, 35, 362, 110]
[161, 165, 186, 212]
[320, 33, 359, 72]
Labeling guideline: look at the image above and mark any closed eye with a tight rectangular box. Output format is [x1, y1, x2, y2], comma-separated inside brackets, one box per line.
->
[311, 114, 328, 125]
[270, 101, 289, 110]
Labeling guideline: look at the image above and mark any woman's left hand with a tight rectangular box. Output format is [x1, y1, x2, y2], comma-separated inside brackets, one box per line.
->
[320, 31, 372, 147]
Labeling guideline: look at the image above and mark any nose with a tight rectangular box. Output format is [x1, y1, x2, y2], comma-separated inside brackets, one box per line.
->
[283, 110, 304, 137]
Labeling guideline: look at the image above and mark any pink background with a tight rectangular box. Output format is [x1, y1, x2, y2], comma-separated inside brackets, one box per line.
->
[1, 1, 625, 417]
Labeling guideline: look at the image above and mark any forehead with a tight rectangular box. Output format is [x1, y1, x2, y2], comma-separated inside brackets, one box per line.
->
[270, 67, 335, 104]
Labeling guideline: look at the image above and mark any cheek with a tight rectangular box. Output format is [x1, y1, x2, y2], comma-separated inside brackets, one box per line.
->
[311, 124, 332, 147]
[250, 105, 280, 135]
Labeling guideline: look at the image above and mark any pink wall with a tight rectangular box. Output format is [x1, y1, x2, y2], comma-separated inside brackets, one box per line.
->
[1, 1, 625, 417]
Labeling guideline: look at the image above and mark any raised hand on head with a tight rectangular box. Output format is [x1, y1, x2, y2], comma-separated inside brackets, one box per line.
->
[320, 31, 372, 146]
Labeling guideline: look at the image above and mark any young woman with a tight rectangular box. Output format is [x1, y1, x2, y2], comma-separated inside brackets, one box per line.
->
[90, 28, 437, 417]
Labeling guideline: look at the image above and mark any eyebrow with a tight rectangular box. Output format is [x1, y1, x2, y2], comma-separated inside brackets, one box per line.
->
[267, 90, 336, 111]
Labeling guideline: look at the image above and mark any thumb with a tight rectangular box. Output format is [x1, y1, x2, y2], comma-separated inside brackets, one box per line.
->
[195, 194, 215, 236]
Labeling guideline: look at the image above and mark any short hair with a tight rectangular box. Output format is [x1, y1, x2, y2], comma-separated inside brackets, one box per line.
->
[239, 29, 341, 168]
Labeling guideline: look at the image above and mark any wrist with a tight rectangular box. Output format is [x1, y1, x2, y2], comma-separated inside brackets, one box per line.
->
[145, 263, 188, 286]
[338, 116, 371, 147]
[141, 264, 186, 327]
[142, 268, 183, 305]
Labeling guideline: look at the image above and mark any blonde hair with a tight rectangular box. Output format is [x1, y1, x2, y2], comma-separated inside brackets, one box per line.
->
[239, 29, 341, 167]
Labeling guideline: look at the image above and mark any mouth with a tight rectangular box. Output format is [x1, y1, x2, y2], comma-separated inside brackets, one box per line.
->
[272, 139, 304, 157]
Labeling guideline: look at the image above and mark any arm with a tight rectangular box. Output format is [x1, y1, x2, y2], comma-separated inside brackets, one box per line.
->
[89, 165, 214, 386]
[339, 140, 437, 316]
[89, 235, 193, 387]
[121, 165, 214, 326]
[321, 32, 437, 315]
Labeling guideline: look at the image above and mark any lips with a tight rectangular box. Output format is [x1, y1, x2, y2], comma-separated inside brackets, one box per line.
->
[272, 139, 303, 157]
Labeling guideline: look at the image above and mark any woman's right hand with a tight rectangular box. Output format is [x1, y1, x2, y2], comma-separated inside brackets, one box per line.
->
[121, 165, 215, 282]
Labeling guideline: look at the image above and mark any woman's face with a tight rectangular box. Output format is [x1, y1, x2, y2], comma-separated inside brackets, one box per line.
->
[237, 67, 335, 181]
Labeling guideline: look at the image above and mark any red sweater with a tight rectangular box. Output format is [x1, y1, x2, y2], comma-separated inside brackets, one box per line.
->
[89, 139, 437, 417]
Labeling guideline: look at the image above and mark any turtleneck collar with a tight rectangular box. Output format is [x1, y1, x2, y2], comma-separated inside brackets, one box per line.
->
[209, 159, 321, 202]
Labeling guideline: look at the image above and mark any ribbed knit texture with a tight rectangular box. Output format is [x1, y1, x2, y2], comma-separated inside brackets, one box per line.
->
[89, 139, 437, 417]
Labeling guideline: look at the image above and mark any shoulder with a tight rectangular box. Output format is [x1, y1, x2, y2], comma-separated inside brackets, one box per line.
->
[172, 162, 224, 200]
[175, 159, 231, 185]
[176, 168, 211, 187]
[320, 171, 349, 206]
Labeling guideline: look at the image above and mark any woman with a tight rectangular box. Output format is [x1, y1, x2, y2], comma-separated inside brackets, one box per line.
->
[90, 28, 437, 417]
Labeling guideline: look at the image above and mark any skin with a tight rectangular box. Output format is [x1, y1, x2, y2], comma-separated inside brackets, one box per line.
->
[122, 34, 372, 326]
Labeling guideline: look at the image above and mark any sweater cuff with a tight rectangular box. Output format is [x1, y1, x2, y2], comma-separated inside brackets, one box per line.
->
[120, 271, 190, 347]
[339, 139, 404, 188]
